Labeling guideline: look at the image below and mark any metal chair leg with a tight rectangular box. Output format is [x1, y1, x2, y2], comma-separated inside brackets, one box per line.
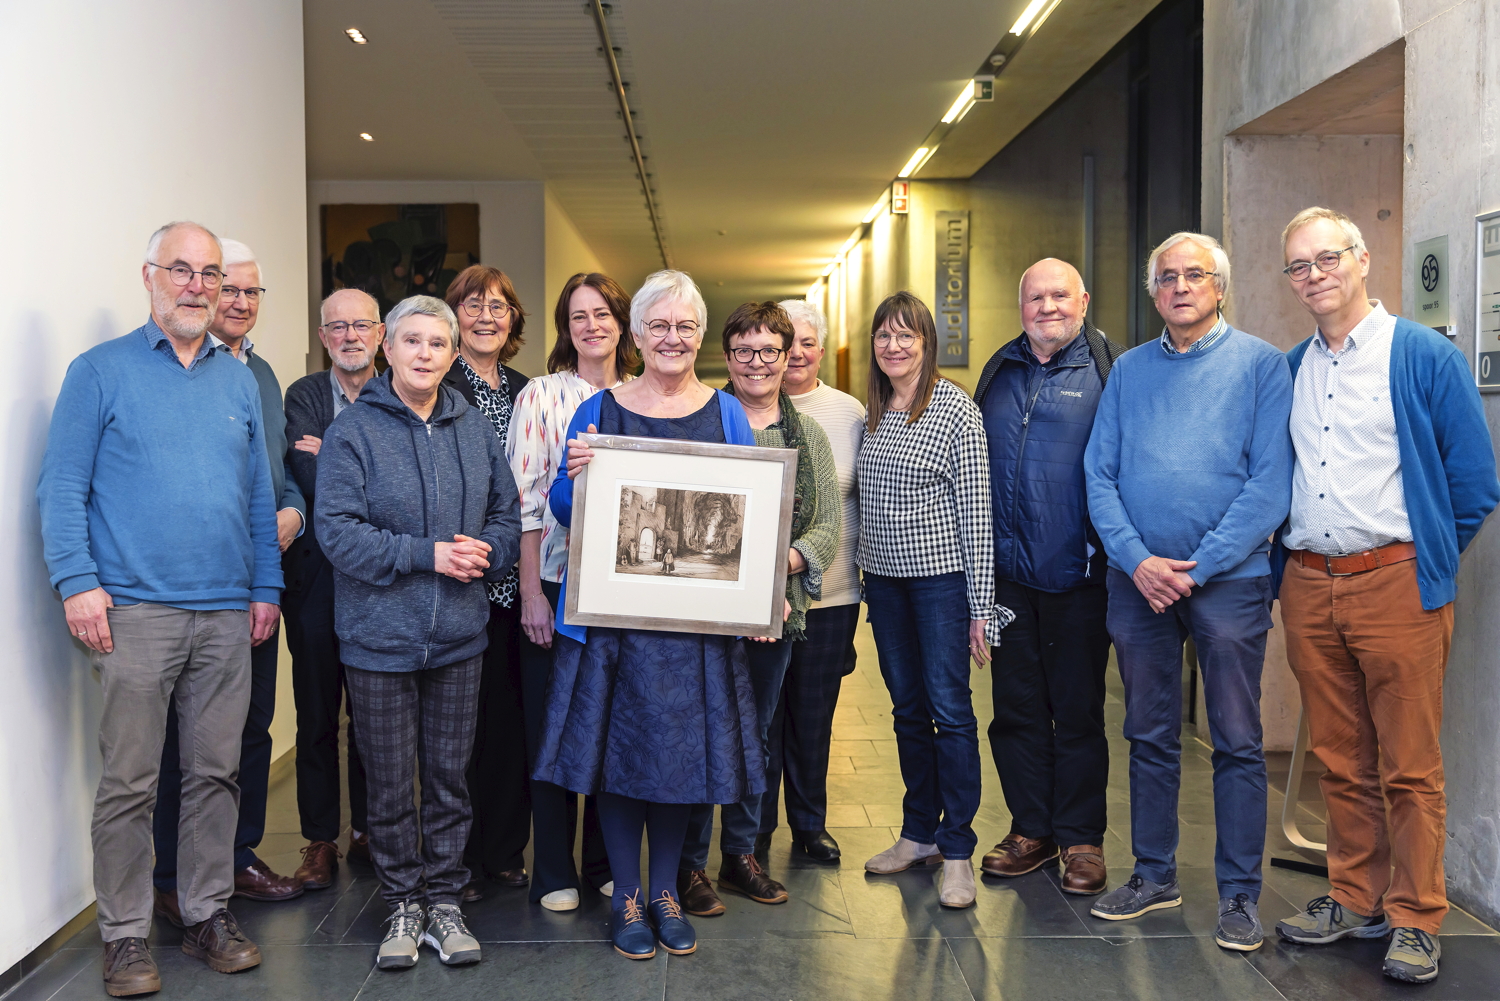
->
[1280, 707, 1327, 852]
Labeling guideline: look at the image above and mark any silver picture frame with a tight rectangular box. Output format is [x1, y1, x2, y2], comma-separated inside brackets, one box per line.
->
[563, 433, 799, 638]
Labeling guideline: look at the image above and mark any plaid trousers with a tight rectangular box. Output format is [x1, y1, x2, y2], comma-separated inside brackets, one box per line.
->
[346, 655, 482, 908]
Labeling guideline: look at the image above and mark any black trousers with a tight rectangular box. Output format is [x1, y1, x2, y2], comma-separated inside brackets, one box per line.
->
[153, 625, 276, 888]
[463, 601, 532, 877]
[760, 603, 860, 834]
[286, 555, 367, 844]
[522, 580, 611, 901]
[987, 578, 1112, 848]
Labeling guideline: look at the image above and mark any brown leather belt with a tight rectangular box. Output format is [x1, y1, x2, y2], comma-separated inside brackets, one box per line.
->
[1288, 541, 1416, 577]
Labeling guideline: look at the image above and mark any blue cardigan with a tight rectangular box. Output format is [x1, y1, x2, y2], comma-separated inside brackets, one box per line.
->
[1274, 317, 1500, 610]
[548, 389, 756, 642]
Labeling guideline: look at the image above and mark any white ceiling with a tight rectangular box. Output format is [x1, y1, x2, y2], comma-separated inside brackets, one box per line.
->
[305, 0, 1155, 320]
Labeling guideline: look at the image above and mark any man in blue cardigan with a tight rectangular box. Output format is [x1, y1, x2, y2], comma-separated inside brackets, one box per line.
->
[1272, 207, 1499, 985]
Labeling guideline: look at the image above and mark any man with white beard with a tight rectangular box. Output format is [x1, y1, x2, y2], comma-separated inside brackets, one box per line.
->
[38, 221, 280, 995]
[282, 289, 385, 889]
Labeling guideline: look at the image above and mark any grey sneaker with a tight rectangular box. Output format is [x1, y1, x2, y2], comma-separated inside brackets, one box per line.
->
[1089, 873, 1182, 920]
[1275, 894, 1390, 945]
[1215, 893, 1263, 951]
[423, 903, 481, 965]
[1384, 927, 1440, 983]
[377, 900, 423, 970]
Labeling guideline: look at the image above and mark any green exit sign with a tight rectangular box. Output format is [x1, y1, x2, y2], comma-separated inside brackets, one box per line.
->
[973, 79, 994, 101]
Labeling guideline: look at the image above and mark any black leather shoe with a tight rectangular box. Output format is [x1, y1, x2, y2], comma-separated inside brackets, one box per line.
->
[718, 853, 788, 904]
[793, 829, 841, 863]
[494, 868, 529, 888]
[754, 831, 772, 869]
[461, 880, 484, 903]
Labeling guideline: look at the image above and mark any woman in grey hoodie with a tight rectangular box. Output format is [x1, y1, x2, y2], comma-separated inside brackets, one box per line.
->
[314, 296, 520, 972]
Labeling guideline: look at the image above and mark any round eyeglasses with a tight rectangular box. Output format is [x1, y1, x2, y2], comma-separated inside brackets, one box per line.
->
[873, 330, 918, 348]
[220, 285, 266, 302]
[1283, 247, 1355, 281]
[462, 300, 513, 319]
[148, 262, 225, 289]
[1155, 270, 1217, 289]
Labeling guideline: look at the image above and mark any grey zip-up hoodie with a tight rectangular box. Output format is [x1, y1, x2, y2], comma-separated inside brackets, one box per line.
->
[314, 372, 521, 672]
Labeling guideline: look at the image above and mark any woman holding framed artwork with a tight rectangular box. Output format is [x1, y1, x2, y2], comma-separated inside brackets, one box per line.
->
[503, 271, 637, 912]
[536, 269, 765, 961]
[856, 291, 1012, 910]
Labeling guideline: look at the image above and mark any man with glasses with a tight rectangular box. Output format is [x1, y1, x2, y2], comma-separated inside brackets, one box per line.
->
[1085, 232, 1293, 953]
[1272, 207, 1498, 984]
[281, 289, 385, 890]
[38, 222, 279, 995]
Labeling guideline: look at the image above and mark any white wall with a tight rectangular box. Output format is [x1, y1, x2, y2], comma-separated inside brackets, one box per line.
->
[544, 186, 607, 358]
[0, 0, 308, 967]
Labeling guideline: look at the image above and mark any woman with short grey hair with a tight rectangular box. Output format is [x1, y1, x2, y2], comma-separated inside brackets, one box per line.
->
[315, 295, 521, 972]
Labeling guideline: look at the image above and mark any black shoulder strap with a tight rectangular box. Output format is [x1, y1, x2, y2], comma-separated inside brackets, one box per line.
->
[1084, 325, 1127, 385]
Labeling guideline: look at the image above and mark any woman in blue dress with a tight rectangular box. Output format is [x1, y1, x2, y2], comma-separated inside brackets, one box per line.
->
[536, 269, 765, 961]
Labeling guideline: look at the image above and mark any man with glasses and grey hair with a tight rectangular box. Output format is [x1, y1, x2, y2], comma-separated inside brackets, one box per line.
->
[38, 222, 280, 995]
[1084, 231, 1293, 952]
[1272, 207, 1498, 984]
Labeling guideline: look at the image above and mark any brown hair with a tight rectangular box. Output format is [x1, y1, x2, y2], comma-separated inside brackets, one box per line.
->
[866, 290, 941, 432]
[444, 265, 527, 364]
[720, 301, 795, 355]
[548, 272, 639, 375]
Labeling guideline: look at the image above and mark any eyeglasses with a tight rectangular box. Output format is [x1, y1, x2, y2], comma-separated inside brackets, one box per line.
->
[873, 330, 918, 348]
[322, 320, 378, 335]
[1283, 247, 1355, 281]
[148, 262, 225, 289]
[1155, 270, 1217, 289]
[645, 320, 700, 338]
[462, 300, 512, 319]
[729, 346, 787, 365]
[220, 285, 266, 302]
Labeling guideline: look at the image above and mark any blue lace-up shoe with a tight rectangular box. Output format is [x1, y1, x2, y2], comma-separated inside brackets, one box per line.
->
[610, 889, 657, 960]
[647, 890, 697, 955]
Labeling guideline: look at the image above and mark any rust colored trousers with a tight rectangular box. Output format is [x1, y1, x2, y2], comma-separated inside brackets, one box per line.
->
[1281, 557, 1453, 933]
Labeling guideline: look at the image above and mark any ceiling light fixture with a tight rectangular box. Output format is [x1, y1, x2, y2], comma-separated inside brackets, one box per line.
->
[1009, 0, 1048, 35]
[861, 194, 887, 224]
[897, 147, 932, 178]
[941, 83, 978, 124]
[345, 27, 368, 44]
[359, 132, 374, 141]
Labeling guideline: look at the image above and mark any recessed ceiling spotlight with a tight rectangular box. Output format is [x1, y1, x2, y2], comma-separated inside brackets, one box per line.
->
[346, 27, 368, 44]
[359, 132, 374, 142]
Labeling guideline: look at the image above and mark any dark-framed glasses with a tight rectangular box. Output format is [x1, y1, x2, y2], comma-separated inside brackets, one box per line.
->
[148, 261, 225, 289]
[1156, 269, 1217, 289]
[873, 330, 917, 348]
[462, 299, 513, 319]
[645, 320, 700, 338]
[729, 346, 787, 365]
[1283, 247, 1355, 281]
[220, 285, 266, 302]
[322, 320, 378, 335]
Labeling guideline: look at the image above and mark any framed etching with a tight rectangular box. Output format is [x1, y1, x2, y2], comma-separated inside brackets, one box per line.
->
[564, 434, 799, 638]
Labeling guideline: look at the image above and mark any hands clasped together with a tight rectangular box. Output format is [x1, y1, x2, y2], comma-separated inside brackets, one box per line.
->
[435, 534, 493, 583]
[1132, 555, 1198, 613]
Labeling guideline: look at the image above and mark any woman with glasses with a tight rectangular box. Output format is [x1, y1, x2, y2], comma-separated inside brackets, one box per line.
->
[504, 272, 637, 913]
[857, 291, 1010, 910]
[676, 301, 841, 918]
[438, 266, 532, 902]
[535, 270, 764, 961]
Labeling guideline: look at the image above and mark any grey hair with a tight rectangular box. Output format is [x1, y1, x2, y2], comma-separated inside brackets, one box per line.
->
[1144, 232, 1231, 295]
[630, 270, 707, 338]
[1017, 258, 1087, 304]
[384, 295, 459, 350]
[1282, 206, 1367, 255]
[144, 221, 223, 264]
[320, 288, 381, 324]
[777, 299, 829, 347]
[219, 238, 260, 283]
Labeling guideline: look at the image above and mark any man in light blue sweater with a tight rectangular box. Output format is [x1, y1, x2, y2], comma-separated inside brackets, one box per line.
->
[1083, 232, 1293, 953]
[36, 222, 281, 996]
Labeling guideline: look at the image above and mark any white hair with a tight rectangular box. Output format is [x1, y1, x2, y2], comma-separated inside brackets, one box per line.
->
[630, 270, 707, 337]
[1282, 206, 1367, 256]
[219, 238, 260, 284]
[385, 295, 458, 349]
[1144, 232, 1231, 295]
[144, 221, 222, 264]
[777, 299, 829, 347]
[320, 288, 381, 324]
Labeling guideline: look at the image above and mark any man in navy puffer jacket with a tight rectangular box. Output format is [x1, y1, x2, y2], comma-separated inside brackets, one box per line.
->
[973, 258, 1122, 895]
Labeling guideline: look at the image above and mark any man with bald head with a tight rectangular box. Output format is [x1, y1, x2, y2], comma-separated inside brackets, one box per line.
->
[281, 288, 385, 888]
[972, 258, 1123, 895]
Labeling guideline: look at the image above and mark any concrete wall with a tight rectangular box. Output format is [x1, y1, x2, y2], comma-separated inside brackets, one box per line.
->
[542, 187, 611, 369]
[0, 0, 307, 968]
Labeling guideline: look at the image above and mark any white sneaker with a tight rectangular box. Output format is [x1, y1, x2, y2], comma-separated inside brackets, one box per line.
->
[939, 860, 976, 908]
[422, 903, 481, 965]
[377, 900, 423, 970]
[600, 881, 615, 897]
[865, 838, 943, 874]
[540, 888, 580, 912]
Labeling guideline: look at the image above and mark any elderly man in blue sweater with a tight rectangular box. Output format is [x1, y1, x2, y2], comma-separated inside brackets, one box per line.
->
[37, 222, 281, 996]
[1084, 232, 1293, 953]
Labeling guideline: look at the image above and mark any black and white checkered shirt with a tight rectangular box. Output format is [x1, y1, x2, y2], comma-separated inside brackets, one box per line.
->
[857, 379, 1012, 639]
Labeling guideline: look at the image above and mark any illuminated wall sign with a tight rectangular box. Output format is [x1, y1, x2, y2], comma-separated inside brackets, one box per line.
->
[891, 181, 910, 214]
[936, 210, 969, 367]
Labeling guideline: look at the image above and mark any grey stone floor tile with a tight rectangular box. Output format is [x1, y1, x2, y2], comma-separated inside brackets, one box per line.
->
[1249, 934, 1500, 1000]
[43, 944, 374, 1001]
[665, 936, 976, 1001]
[1056, 865, 1301, 941]
[689, 867, 854, 939]
[0, 945, 94, 1001]
[1263, 865, 1497, 936]
[845, 859, 1092, 941]
[356, 942, 667, 1001]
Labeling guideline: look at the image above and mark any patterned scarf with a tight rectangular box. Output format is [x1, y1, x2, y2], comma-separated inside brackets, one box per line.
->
[458, 356, 519, 608]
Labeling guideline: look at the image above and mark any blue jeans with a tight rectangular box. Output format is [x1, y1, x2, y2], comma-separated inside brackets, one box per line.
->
[864, 572, 980, 860]
[682, 638, 794, 867]
[1106, 568, 1271, 899]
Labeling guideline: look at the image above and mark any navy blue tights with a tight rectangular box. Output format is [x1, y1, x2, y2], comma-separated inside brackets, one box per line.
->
[596, 792, 691, 905]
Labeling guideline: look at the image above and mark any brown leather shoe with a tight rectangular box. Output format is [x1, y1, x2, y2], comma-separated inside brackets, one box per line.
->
[103, 938, 160, 997]
[234, 860, 305, 902]
[181, 908, 261, 973]
[462, 879, 484, 903]
[718, 853, 789, 904]
[494, 867, 529, 887]
[677, 868, 726, 916]
[295, 840, 341, 890]
[981, 832, 1059, 877]
[345, 830, 371, 866]
[153, 888, 184, 930]
[1060, 845, 1107, 894]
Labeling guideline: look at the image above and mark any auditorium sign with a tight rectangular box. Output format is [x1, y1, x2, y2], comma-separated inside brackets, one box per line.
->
[935, 210, 969, 367]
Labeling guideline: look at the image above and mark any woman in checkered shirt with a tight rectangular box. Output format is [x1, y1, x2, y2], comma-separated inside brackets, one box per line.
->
[856, 291, 1011, 910]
